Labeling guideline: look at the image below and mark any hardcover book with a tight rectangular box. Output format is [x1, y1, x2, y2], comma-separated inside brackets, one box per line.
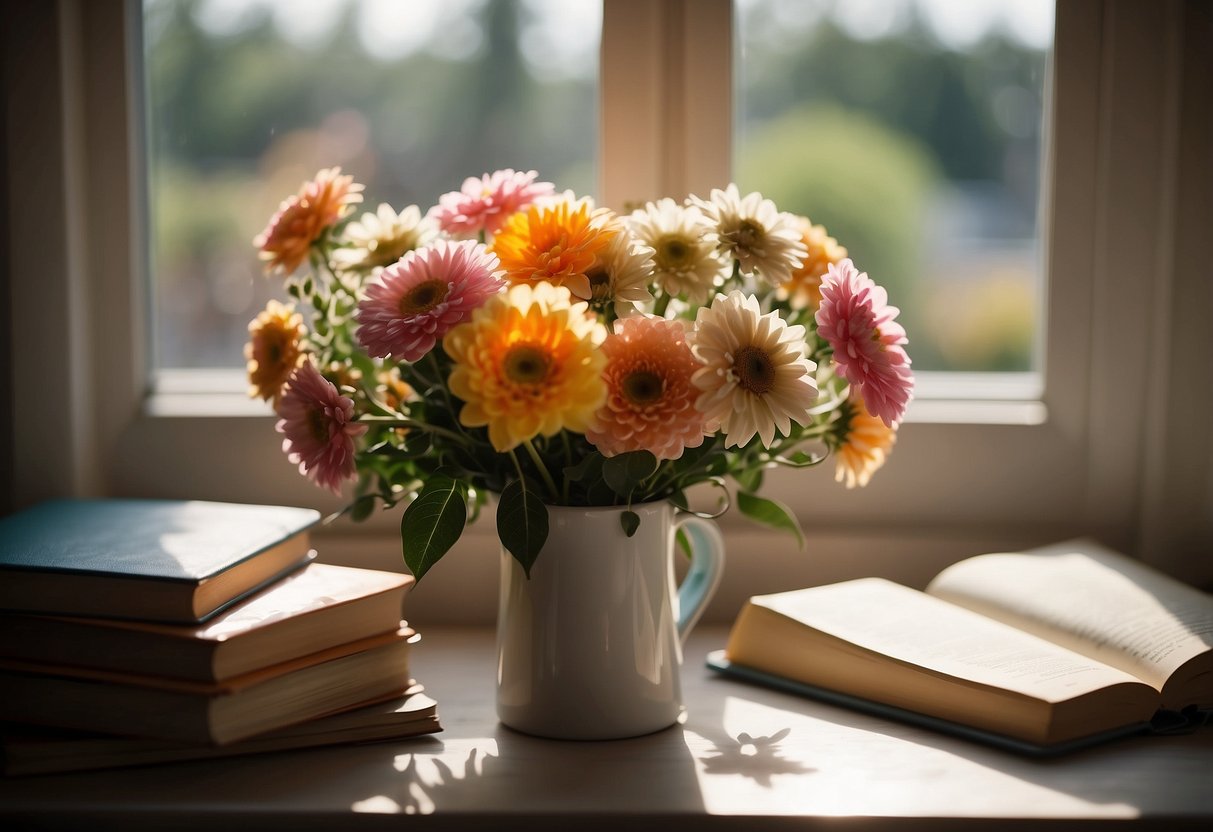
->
[0, 683, 441, 776]
[0, 563, 414, 681]
[0, 499, 320, 623]
[0, 628, 418, 745]
[710, 539, 1212, 755]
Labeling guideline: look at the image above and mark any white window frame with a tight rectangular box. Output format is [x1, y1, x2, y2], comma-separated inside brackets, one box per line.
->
[5, 0, 1210, 622]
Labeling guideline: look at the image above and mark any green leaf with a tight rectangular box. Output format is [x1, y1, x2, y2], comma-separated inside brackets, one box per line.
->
[737, 490, 805, 549]
[563, 451, 603, 482]
[349, 494, 378, 523]
[675, 527, 692, 559]
[400, 476, 467, 580]
[602, 451, 658, 497]
[733, 466, 764, 492]
[620, 510, 640, 537]
[773, 450, 826, 469]
[496, 478, 549, 577]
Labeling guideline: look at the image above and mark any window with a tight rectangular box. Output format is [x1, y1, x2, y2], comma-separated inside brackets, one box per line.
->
[5, 0, 1209, 610]
[736, 0, 1051, 376]
[145, 0, 601, 372]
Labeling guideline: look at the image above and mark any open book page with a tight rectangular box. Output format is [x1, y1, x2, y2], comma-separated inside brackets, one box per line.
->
[926, 540, 1213, 700]
[756, 578, 1146, 704]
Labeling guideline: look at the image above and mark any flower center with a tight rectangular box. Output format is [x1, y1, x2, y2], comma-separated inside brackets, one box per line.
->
[399, 279, 448, 316]
[733, 345, 776, 395]
[587, 268, 613, 305]
[622, 370, 663, 405]
[731, 219, 764, 252]
[503, 344, 552, 385]
[307, 407, 331, 443]
[656, 235, 692, 269]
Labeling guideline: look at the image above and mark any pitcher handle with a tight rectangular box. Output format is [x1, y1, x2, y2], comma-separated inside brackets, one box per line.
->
[674, 515, 725, 644]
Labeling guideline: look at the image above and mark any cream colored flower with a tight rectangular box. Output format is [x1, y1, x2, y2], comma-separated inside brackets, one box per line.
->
[690, 290, 818, 448]
[333, 203, 437, 272]
[584, 219, 655, 318]
[627, 198, 724, 304]
[690, 184, 807, 286]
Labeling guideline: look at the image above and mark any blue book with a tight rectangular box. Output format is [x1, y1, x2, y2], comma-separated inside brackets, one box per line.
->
[0, 500, 320, 623]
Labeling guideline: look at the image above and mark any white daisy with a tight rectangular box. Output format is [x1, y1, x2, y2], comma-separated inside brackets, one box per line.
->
[584, 221, 656, 318]
[333, 203, 437, 272]
[690, 184, 807, 286]
[690, 290, 818, 448]
[627, 198, 725, 304]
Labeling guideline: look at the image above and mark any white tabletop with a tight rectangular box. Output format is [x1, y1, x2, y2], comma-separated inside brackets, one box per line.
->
[2, 626, 1211, 830]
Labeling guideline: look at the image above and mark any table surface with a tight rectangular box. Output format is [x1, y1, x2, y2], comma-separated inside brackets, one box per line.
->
[2, 626, 1211, 831]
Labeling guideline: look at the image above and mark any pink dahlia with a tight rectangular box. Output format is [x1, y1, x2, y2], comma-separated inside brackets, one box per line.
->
[429, 169, 555, 238]
[585, 316, 707, 461]
[356, 239, 504, 362]
[276, 361, 368, 494]
[815, 259, 914, 426]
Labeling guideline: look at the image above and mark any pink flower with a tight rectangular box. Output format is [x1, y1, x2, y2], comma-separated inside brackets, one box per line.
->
[276, 361, 368, 494]
[815, 259, 914, 426]
[585, 316, 708, 461]
[356, 240, 504, 362]
[429, 169, 555, 237]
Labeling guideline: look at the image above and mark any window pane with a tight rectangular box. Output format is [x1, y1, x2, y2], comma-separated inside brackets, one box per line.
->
[735, 0, 1052, 373]
[144, 0, 601, 370]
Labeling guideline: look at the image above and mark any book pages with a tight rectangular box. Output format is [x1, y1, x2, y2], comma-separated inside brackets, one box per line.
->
[757, 578, 1145, 704]
[926, 540, 1213, 692]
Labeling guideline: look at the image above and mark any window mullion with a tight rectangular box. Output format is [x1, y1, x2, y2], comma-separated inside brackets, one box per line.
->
[599, 0, 732, 208]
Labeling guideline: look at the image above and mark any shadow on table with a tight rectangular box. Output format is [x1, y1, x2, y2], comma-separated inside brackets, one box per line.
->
[693, 669, 1213, 816]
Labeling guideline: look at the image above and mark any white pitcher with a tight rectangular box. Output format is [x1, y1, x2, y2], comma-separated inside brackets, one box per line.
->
[495, 500, 725, 740]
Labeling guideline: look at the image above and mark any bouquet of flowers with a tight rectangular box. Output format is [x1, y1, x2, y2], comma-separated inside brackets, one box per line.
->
[248, 167, 913, 579]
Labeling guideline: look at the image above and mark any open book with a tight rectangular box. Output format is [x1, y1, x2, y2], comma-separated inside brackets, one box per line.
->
[709, 540, 1212, 754]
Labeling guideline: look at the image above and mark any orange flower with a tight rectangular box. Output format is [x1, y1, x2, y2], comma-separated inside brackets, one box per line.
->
[246, 300, 306, 406]
[255, 167, 363, 276]
[490, 197, 616, 301]
[777, 217, 847, 311]
[834, 395, 897, 488]
[586, 316, 706, 460]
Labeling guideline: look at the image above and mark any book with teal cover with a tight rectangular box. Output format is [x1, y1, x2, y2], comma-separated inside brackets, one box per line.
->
[0, 499, 320, 623]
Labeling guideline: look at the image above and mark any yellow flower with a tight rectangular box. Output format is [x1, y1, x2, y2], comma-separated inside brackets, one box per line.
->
[245, 300, 305, 406]
[443, 282, 608, 452]
[777, 217, 848, 311]
[490, 196, 616, 302]
[834, 395, 897, 488]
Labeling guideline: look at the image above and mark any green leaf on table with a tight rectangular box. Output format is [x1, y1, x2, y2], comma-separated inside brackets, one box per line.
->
[497, 478, 549, 577]
[400, 476, 467, 581]
[602, 450, 658, 497]
[620, 510, 640, 537]
[737, 490, 805, 549]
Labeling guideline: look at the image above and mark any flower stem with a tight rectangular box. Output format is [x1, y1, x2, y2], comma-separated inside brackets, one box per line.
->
[358, 417, 470, 446]
[522, 438, 560, 503]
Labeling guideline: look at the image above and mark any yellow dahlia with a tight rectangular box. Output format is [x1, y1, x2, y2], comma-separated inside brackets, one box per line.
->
[777, 217, 848, 310]
[834, 395, 897, 489]
[255, 167, 363, 276]
[490, 196, 616, 302]
[245, 300, 306, 406]
[443, 282, 608, 452]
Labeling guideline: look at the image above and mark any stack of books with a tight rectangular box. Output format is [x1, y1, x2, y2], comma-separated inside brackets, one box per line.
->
[0, 499, 440, 776]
